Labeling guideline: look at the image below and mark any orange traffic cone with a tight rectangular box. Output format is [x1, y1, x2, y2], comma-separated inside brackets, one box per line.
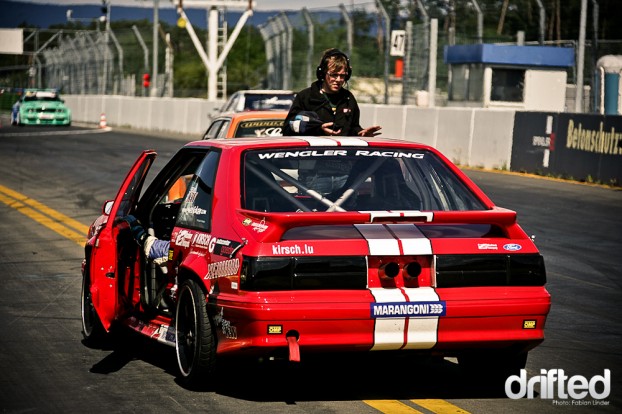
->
[99, 113, 107, 128]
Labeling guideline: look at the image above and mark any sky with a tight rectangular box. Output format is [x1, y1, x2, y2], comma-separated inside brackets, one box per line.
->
[14, 0, 378, 12]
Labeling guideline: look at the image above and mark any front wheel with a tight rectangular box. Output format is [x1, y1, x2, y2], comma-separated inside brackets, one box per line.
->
[175, 279, 216, 387]
[81, 269, 106, 346]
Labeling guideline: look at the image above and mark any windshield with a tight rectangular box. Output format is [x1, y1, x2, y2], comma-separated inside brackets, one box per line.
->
[242, 147, 486, 213]
[23, 91, 61, 102]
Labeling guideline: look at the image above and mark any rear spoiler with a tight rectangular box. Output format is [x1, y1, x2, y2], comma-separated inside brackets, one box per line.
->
[236, 207, 519, 241]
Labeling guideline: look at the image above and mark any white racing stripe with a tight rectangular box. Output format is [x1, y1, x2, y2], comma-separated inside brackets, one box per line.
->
[354, 224, 400, 255]
[299, 136, 369, 147]
[386, 224, 432, 255]
[360, 223, 441, 351]
[369, 287, 442, 351]
[370, 288, 409, 351]
[402, 288, 441, 350]
[334, 137, 369, 146]
[300, 137, 338, 146]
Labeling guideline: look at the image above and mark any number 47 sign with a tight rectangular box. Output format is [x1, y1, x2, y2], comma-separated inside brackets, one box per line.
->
[390, 30, 406, 57]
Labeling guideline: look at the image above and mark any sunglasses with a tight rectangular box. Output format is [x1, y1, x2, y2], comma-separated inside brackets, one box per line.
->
[327, 72, 348, 80]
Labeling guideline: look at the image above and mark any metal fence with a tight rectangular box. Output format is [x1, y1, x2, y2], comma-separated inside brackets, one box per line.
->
[2, 4, 621, 110]
[1, 26, 171, 97]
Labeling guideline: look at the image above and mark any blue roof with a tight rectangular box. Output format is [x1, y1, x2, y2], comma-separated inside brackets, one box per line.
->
[444, 44, 575, 68]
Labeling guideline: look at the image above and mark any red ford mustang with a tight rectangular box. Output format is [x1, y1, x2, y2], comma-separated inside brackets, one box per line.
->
[81, 136, 550, 387]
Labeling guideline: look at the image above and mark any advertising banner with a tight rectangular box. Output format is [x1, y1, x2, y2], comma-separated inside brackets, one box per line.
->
[511, 112, 622, 185]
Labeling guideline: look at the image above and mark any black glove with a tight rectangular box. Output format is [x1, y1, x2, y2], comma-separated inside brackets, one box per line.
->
[123, 215, 148, 246]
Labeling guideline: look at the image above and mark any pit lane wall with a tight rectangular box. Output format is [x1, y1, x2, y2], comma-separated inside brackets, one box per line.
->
[64, 95, 622, 185]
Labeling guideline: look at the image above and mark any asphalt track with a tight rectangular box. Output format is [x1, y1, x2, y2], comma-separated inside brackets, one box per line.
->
[0, 124, 620, 413]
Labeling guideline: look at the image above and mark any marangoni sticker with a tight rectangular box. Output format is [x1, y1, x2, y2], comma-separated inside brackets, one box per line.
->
[371, 301, 446, 318]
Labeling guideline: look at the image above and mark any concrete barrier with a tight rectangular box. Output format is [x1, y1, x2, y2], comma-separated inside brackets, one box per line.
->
[64, 95, 516, 169]
[64, 95, 220, 137]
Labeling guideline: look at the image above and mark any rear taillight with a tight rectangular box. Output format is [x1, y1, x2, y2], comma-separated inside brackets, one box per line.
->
[435, 254, 546, 288]
[240, 256, 367, 291]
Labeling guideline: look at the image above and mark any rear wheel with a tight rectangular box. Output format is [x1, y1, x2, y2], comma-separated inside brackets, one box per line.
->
[81, 269, 106, 346]
[175, 279, 216, 387]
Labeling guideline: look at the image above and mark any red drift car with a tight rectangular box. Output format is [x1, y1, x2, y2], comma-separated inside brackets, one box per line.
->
[81, 136, 550, 387]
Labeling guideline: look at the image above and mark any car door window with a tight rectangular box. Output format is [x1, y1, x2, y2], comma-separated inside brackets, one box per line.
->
[216, 120, 231, 139]
[204, 120, 225, 139]
[176, 151, 221, 231]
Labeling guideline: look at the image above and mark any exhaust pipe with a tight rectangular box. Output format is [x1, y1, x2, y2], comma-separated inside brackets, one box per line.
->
[286, 330, 300, 362]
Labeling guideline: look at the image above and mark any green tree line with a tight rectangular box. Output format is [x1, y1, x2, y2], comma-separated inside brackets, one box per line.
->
[1, 0, 619, 98]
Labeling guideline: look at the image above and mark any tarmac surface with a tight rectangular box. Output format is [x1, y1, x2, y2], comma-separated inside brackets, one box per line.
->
[0, 124, 620, 413]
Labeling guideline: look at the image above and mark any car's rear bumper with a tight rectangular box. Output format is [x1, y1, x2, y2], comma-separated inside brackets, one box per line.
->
[212, 287, 550, 358]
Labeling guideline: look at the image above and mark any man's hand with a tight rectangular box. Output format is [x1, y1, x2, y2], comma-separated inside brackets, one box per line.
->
[321, 122, 342, 136]
[358, 125, 382, 137]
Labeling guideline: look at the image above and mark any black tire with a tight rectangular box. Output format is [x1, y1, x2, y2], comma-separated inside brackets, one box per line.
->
[175, 279, 216, 387]
[81, 269, 107, 346]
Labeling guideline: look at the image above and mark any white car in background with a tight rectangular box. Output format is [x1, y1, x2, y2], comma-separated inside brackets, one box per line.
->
[220, 89, 295, 113]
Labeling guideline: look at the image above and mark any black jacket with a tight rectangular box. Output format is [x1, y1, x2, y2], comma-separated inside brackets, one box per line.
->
[283, 81, 363, 136]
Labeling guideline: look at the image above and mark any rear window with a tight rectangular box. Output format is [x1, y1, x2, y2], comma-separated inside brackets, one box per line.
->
[242, 147, 486, 213]
[243, 94, 294, 111]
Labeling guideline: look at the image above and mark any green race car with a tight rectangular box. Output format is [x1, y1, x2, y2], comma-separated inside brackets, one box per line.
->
[11, 89, 72, 126]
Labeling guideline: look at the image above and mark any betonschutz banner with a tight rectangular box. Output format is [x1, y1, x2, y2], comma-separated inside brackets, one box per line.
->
[511, 112, 622, 185]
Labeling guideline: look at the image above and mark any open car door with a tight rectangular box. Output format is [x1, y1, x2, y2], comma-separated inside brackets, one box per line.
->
[89, 150, 157, 330]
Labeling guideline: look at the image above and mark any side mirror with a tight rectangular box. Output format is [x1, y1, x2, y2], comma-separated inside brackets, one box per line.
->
[103, 200, 114, 215]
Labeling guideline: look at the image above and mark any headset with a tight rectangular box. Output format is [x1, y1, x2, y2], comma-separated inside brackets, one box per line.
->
[316, 49, 352, 82]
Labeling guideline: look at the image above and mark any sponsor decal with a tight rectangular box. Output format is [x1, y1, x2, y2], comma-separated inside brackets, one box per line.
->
[180, 205, 207, 215]
[532, 135, 552, 148]
[254, 127, 282, 137]
[205, 258, 240, 280]
[193, 232, 215, 250]
[214, 308, 238, 339]
[186, 188, 198, 204]
[371, 301, 446, 318]
[272, 243, 314, 255]
[267, 325, 283, 334]
[240, 120, 284, 128]
[523, 320, 537, 329]
[478, 243, 498, 250]
[250, 219, 268, 233]
[505, 369, 611, 401]
[354, 150, 425, 159]
[174, 230, 241, 254]
[258, 149, 348, 159]
[503, 243, 523, 251]
[175, 229, 193, 248]
[212, 238, 242, 257]
[242, 218, 252, 226]
[256, 149, 426, 159]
